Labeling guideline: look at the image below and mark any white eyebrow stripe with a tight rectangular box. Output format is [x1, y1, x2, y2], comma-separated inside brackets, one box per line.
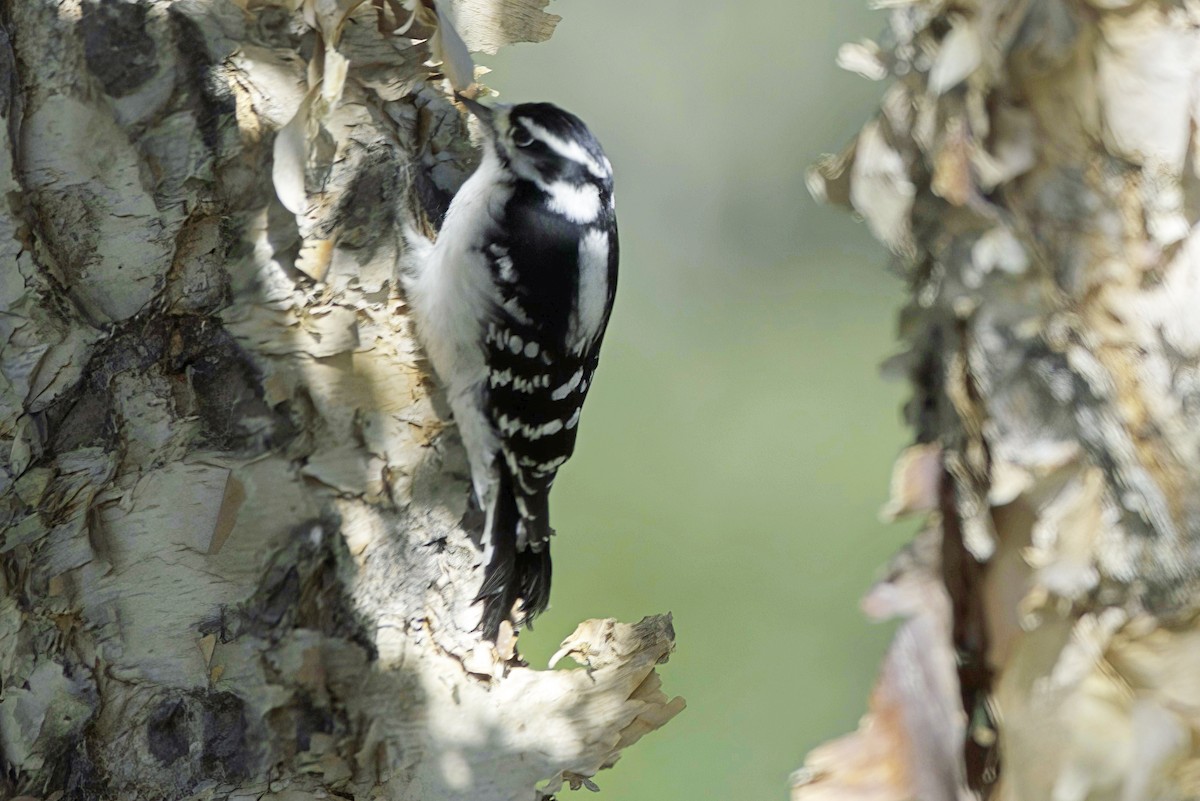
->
[521, 119, 610, 179]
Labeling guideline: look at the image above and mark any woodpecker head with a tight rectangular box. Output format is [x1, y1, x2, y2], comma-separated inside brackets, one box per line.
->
[457, 95, 614, 206]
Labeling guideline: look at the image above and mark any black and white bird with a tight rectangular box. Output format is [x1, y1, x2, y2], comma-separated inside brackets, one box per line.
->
[403, 96, 618, 640]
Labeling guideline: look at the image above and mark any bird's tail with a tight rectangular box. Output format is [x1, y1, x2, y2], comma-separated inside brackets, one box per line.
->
[477, 462, 553, 640]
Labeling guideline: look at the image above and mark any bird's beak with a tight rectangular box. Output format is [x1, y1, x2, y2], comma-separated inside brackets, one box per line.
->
[455, 93, 495, 133]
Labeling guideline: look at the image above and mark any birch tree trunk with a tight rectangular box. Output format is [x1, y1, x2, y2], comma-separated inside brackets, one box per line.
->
[0, 2, 682, 799]
[796, 2, 1200, 801]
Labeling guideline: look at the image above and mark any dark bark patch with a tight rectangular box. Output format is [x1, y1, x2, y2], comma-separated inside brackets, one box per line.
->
[137, 690, 254, 788]
[46, 321, 167, 454]
[175, 320, 297, 452]
[49, 388, 116, 453]
[1009, 0, 1080, 75]
[80, 1, 158, 97]
[200, 692, 250, 779]
[293, 692, 334, 752]
[231, 519, 378, 659]
[413, 153, 455, 228]
[166, 214, 232, 314]
[60, 735, 107, 801]
[31, 189, 103, 294]
[168, 7, 236, 153]
[41, 312, 297, 461]
[257, 565, 301, 630]
[336, 146, 401, 251]
[0, 21, 16, 119]
[147, 697, 190, 765]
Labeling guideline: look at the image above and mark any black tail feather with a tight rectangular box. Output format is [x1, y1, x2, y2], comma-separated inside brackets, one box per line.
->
[515, 483, 553, 622]
[516, 546, 552, 623]
[477, 463, 555, 640]
[478, 466, 520, 640]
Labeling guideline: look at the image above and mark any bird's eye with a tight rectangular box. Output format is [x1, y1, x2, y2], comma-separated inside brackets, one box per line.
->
[512, 128, 534, 148]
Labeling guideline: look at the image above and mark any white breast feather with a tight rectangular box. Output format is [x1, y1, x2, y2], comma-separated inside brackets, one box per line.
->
[404, 149, 510, 504]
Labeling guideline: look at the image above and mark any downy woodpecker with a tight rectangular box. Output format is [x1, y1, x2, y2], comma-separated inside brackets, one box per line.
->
[403, 96, 618, 639]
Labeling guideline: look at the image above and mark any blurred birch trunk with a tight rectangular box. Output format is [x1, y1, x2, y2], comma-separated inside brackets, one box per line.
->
[0, 2, 681, 799]
[797, 2, 1200, 800]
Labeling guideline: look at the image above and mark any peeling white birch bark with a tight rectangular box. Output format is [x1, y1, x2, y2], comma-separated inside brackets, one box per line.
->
[797, 2, 1200, 799]
[0, 2, 682, 799]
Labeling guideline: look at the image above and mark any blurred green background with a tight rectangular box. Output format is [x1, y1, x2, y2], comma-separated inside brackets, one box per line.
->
[480, 3, 916, 800]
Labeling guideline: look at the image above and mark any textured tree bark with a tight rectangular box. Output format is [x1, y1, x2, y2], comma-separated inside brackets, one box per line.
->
[796, 2, 1200, 800]
[0, 2, 682, 799]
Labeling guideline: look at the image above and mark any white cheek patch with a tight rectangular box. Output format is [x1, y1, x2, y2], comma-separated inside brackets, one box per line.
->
[548, 181, 602, 223]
